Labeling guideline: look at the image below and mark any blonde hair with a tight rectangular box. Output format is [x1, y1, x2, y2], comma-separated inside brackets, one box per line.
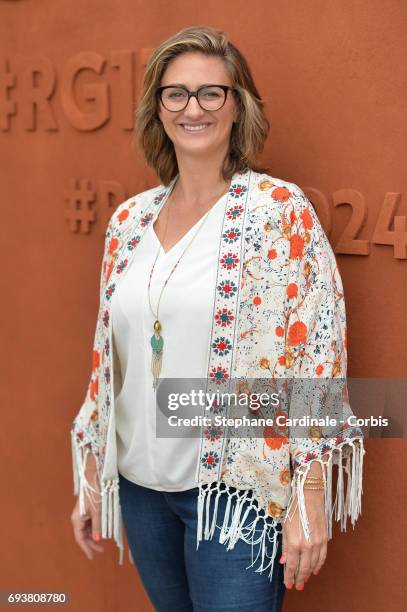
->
[133, 25, 271, 185]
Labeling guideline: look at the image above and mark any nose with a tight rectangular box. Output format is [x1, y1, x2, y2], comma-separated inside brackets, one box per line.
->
[182, 95, 206, 118]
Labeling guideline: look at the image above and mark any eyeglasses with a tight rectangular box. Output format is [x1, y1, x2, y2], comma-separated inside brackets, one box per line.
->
[157, 84, 236, 112]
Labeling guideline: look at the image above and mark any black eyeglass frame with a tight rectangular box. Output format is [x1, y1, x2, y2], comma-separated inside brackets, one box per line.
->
[156, 84, 237, 112]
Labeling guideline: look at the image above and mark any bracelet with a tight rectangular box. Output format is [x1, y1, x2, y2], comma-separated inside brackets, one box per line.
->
[303, 476, 325, 490]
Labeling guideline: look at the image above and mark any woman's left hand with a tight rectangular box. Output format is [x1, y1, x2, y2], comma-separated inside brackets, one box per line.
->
[279, 484, 328, 590]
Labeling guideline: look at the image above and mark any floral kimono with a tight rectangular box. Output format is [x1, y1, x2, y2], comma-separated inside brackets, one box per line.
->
[70, 167, 365, 577]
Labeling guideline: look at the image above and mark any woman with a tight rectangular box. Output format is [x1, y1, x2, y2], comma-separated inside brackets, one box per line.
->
[70, 25, 365, 611]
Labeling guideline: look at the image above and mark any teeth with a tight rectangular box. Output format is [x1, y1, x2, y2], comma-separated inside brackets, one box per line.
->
[182, 124, 209, 132]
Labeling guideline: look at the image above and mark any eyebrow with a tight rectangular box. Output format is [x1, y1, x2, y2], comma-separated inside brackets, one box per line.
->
[160, 82, 220, 88]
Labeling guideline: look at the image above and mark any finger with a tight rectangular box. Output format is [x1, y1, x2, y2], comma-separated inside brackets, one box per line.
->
[313, 542, 327, 575]
[279, 530, 286, 565]
[310, 543, 321, 575]
[90, 503, 102, 543]
[76, 521, 104, 554]
[71, 511, 90, 522]
[78, 539, 94, 560]
[295, 548, 312, 589]
[73, 525, 94, 560]
[72, 514, 98, 559]
[87, 539, 105, 553]
[284, 546, 300, 589]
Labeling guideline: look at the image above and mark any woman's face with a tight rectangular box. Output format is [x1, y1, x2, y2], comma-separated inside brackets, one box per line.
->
[157, 52, 237, 159]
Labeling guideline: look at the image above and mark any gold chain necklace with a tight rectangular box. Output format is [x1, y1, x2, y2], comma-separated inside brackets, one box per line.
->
[148, 181, 230, 390]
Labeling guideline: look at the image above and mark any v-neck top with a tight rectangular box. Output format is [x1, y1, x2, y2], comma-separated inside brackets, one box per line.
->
[111, 191, 229, 491]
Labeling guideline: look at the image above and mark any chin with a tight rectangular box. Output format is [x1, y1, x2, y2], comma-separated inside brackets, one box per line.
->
[176, 139, 216, 153]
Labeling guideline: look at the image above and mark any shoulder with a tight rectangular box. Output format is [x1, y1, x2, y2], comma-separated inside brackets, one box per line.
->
[249, 170, 331, 253]
[105, 182, 166, 235]
[250, 170, 308, 207]
[249, 170, 315, 227]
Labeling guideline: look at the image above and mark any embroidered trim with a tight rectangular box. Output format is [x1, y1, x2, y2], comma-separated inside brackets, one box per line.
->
[197, 169, 252, 483]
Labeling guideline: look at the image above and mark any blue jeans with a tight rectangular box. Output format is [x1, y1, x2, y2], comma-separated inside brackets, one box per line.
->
[118, 473, 286, 611]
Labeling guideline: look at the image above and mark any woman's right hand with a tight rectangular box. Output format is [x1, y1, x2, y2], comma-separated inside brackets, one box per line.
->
[71, 453, 105, 560]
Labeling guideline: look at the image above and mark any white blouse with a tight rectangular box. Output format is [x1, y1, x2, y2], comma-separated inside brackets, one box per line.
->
[111, 191, 229, 491]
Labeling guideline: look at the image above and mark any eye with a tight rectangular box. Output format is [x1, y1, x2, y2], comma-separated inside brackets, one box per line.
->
[165, 88, 187, 100]
[198, 86, 225, 102]
[200, 88, 221, 99]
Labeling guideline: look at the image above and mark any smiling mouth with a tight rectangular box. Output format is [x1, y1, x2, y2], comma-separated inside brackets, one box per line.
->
[180, 124, 212, 132]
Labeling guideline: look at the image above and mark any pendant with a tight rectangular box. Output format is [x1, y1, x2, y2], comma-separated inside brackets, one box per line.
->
[150, 320, 163, 390]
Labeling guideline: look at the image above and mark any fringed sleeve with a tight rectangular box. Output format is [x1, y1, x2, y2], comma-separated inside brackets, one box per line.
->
[70, 216, 115, 518]
[282, 185, 366, 541]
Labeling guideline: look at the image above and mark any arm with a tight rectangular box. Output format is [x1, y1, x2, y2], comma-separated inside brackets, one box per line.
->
[70, 214, 116, 514]
[279, 185, 365, 587]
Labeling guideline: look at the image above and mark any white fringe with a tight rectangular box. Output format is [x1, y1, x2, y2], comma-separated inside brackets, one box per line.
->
[71, 429, 125, 565]
[72, 430, 365, 571]
[196, 482, 282, 581]
[285, 438, 366, 542]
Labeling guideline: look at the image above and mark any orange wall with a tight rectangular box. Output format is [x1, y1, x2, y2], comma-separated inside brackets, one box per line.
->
[1, 1, 406, 610]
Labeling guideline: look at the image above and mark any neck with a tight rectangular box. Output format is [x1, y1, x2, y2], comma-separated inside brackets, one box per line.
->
[172, 149, 232, 209]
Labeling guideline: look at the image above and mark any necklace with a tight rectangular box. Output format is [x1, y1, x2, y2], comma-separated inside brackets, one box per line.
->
[148, 180, 230, 390]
